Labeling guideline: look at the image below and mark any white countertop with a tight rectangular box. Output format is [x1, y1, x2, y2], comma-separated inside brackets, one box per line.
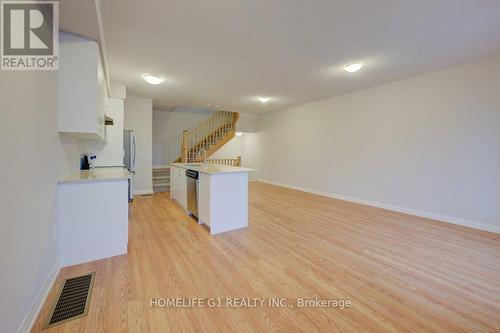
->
[170, 163, 256, 175]
[59, 167, 131, 184]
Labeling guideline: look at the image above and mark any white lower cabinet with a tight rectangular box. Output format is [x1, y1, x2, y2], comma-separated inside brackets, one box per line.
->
[170, 166, 187, 210]
[170, 167, 178, 201]
[58, 179, 129, 267]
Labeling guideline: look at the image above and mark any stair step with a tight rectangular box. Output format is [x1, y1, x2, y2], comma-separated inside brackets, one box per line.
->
[153, 174, 170, 178]
[153, 182, 170, 186]
[153, 175, 170, 180]
[153, 177, 169, 182]
[153, 185, 170, 193]
[153, 169, 170, 175]
[154, 181, 170, 187]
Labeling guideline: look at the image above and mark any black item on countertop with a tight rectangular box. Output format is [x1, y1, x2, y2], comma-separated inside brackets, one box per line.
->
[80, 155, 90, 170]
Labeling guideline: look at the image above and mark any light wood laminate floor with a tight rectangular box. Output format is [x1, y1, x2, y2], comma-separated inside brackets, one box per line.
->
[32, 182, 500, 332]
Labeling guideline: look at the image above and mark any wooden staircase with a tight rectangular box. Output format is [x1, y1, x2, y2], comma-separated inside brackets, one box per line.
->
[155, 111, 240, 193]
[174, 111, 239, 163]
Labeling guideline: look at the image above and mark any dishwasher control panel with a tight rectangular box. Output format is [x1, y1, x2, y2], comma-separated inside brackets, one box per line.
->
[186, 169, 199, 179]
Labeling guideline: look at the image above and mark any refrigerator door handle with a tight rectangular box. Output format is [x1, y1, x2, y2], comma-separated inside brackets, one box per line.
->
[132, 134, 137, 171]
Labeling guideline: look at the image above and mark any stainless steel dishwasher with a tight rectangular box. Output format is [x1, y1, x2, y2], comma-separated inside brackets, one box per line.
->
[186, 169, 199, 217]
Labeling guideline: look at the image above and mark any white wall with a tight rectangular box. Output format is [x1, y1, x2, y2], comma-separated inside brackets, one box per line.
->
[124, 97, 153, 194]
[210, 135, 244, 160]
[0, 71, 87, 332]
[256, 55, 500, 232]
[236, 112, 260, 133]
[153, 107, 212, 166]
[240, 133, 261, 181]
[210, 133, 260, 181]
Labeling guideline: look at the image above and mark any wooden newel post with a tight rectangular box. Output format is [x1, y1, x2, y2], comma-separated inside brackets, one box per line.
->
[181, 130, 189, 163]
[237, 156, 242, 167]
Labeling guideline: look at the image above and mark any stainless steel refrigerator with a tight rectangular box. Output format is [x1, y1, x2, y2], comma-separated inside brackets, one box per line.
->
[123, 130, 136, 201]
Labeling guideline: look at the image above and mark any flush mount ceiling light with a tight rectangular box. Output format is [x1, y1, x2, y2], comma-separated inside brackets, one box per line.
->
[258, 97, 271, 103]
[343, 62, 364, 73]
[235, 132, 243, 136]
[142, 74, 165, 85]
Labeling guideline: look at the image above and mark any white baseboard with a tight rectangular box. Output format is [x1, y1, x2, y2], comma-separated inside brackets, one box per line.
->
[134, 189, 154, 195]
[18, 260, 60, 333]
[257, 179, 500, 234]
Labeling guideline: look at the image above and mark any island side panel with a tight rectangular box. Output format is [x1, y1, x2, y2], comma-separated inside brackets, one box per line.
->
[209, 172, 249, 235]
[198, 173, 211, 227]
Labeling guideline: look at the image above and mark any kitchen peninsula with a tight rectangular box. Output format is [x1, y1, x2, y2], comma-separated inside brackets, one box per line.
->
[58, 167, 130, 266]
[170, 163, 255, 235]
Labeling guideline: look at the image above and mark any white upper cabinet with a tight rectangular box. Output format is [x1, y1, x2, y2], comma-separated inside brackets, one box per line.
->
[58, 33, 108, 141]
[90, 98, 124, 167]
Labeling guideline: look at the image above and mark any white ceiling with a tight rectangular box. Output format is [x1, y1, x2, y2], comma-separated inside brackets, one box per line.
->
[100, 0, 500, 113]
[60, 0, 100, 41]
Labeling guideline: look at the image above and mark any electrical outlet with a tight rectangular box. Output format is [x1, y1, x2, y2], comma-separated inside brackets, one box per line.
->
[52, 225, 58, 241]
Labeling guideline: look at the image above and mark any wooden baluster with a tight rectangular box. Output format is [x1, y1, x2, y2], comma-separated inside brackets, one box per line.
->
[222, 113, 225, 136]
[221, 112, 224, 135]
[212, 115, 216, 144]
[224, 112, 228, 132]
[195, 129, 198, 159]
[191, 133, 195, 161]
[219, 113, 222, 137]
[220, 112, 223, 136]
[202, 121, 205, 148]
[189, 134, 192, 162]
[204, 122, 207, 147]
[211, 115, 214, 142]
[181, 130, 188, 163]
[201, 123, 204, 150]
[222, 112, 225, 135]
[209, 116, 212, 145]
[215, 113, 219, 141]
[225, 112, 228, 132]
[209, 117, 212, 145]
[223, 112, 227, 133]
[215, 113, 219, 140]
